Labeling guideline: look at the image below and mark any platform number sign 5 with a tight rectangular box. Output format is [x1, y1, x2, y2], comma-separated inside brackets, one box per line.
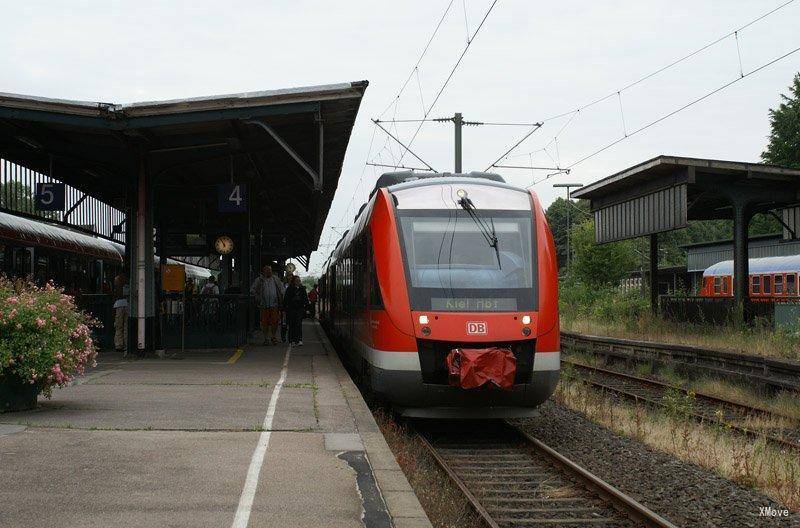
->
[35, 182, 66, 211]
[218, 183, 248, 213]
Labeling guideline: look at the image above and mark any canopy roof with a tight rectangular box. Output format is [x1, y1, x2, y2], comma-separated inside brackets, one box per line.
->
[0, 81, 368, 259]
[572, 155, 800, 244]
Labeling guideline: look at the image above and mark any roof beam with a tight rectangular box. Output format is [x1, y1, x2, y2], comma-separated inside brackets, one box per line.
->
[245, 119, 321, 191]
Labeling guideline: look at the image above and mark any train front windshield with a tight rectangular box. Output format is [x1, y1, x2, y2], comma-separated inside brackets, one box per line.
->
[398, 211, 537, 312]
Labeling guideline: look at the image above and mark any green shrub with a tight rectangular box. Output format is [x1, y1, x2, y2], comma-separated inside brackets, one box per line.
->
[0, 277, 98, 397]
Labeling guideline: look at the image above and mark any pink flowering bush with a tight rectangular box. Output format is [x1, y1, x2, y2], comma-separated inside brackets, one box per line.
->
[0, 277, 98, 398]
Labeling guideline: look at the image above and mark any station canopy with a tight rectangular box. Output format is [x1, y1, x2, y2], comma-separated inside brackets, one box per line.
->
[0, 81, 368, 260]
[572, 155, 800, 244]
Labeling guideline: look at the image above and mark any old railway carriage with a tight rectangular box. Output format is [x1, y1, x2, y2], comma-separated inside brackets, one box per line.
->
[319, 172, 560, 418]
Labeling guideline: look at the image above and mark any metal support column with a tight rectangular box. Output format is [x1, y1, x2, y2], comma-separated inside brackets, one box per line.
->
[128, 156, 155, 353]
[732, 201, 752, 322]
[649, 233, 658, 315]
[454, 112, 463, 174]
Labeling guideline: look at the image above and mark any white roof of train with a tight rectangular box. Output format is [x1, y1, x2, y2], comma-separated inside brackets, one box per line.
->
[0, 211, 212, 279]
[0, 210, 122, 262]
[703, 255, 800, 276]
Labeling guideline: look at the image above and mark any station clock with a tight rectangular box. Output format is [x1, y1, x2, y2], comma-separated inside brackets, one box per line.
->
[214, 235, 234, 255]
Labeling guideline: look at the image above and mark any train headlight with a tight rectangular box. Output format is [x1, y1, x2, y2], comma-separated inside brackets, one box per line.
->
[522, 327, 531, 336]
[522, 315, 531, 325]
[422, 326, 431, 336]
[456, 188, 468, 199]
[419, 315, 429, 325]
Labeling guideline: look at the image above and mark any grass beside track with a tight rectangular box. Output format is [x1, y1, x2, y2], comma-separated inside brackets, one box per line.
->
[371, 408, 485, 528]
[556, 371, 800, 511]
[562, 317, 800, 362]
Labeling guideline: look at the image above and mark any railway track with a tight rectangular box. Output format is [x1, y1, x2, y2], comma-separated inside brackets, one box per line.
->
[417, 421, 677, 528]
[561, 331, 800, 394]
[564, 359, 800, 451]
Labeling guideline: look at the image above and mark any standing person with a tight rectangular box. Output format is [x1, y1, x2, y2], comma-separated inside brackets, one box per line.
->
[280, 272, 291, 343]
[201, 276, 219, 295]
[307, 283, 318, 319]
[112, 272, 128, 354]
[250, 264, 285, 345]
[284, 275, 308, 346]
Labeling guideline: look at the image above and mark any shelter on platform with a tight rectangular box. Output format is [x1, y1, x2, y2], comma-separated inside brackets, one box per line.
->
[0, 81, 368, 351]
[572, 155, 800, 318]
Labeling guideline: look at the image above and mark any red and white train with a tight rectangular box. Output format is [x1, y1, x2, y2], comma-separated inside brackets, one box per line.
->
[319, 172, 560, 418]
[700, 255, 800, 299]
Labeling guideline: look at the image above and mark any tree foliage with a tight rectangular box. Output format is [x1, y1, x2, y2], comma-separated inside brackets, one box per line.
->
[544, 197, 590, 269]
[762, 72, 800, 169]
[569, 219, 638, 286]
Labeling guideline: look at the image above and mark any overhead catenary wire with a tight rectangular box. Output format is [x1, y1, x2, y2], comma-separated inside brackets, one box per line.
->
[504, 0, 797, 166]
[378, 0, 456, 119]
[538, 0, 796, 123]
[529, 43, 800, 186]
[398, 0, 500, 164]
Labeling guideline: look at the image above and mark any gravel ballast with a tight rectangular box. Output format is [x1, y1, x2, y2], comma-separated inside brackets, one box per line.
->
[515, 402, 799, 528]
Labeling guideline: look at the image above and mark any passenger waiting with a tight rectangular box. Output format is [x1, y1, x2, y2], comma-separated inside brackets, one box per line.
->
[250, 264, 285, 345]
[284, 275, 308, 346]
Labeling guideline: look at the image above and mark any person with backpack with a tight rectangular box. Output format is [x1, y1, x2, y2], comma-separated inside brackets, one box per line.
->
[283, 275, 308, 346]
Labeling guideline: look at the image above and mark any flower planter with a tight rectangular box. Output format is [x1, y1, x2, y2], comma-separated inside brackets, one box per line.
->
[0, 371, 39, 412]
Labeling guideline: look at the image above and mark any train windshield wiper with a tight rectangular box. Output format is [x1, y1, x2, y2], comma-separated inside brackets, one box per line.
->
[457, 196, 501, 268]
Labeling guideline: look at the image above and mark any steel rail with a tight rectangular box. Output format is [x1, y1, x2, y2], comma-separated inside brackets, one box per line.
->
[564, 359, 787, 418]
[511, 425, 678, 528]
[417, 422, 679, 528]
[561, 331, 800, 394]
[566, 361, 800, 452]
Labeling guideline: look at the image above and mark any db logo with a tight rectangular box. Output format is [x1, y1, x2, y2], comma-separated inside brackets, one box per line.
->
[466, 321, 487, 335]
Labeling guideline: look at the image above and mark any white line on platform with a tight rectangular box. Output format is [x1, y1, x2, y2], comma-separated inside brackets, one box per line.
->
[231, 344, 292, 528]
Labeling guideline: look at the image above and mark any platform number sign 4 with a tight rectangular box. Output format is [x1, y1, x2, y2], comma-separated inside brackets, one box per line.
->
[35, 182, 66, 211]
[218, 183, 247, 213]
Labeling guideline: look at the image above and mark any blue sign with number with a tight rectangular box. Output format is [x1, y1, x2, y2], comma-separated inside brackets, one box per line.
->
[35, 182, 66, 211]
[218, 183, 247, 213]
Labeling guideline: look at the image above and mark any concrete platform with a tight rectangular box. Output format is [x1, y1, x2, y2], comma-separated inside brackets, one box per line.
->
[0, 322, 431, 528]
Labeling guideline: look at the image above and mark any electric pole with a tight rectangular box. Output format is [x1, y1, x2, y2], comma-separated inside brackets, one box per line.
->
[454, 112, 463, 173]
[553, 183, 583, 269]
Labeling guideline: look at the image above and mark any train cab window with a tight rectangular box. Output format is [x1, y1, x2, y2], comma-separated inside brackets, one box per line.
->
[713, 277, 721, 295]
[775, 275, 784, 295]
[788, 274, 797, 295]
[763, 275, 772, 294]
[721, 278, 728, 294]
[751, 275, 761, 295]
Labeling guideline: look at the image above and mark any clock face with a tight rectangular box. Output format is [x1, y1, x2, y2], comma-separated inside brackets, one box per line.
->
[214, 235, 234, 255]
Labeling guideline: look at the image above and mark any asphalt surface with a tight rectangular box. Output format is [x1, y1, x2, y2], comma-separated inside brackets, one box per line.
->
[0, 322, 426, 527]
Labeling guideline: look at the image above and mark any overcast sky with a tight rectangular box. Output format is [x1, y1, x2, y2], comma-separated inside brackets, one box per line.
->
[2, 0, 798, 274]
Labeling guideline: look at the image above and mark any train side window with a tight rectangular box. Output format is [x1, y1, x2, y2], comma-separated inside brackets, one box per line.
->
[788, 274, 797, 295]
[721, 277, 728, 294]
[775, 274, 784, 295]
[713, 277, 721, 294]
[751, 275, 761, 295]
[763, 275, 772, 295]
[369, 256, 383, 308]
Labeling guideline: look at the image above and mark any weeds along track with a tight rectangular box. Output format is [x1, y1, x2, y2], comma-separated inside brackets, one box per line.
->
[561, 331, 800, 394]
[565, 360, 800, 451]
[416, 421, 677, 528]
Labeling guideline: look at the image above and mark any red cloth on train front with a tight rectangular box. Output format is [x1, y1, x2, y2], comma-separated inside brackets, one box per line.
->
[446, 348, 516, 390]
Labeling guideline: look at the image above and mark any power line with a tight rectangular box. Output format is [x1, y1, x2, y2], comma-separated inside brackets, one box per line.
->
[378, 0, 456, 119]
[531, 43, 800, 186]
[398, 0, 500, 164]
[509, 0, 796, 164]
[539, 0, 796, 123]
